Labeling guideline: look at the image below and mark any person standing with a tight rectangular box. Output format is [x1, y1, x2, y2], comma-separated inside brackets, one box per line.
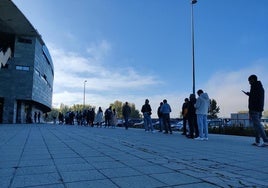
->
[89, 108, 95, 127]
[58, 112, 64, 125]
[38, 112, 41, 123]
[141, 99, 153, 132]
[187, 94, 199, 138]
[243, 74, 268, 146]
[181, 98, 189, 136]
[34, 112, 37, 123]
[122, 102, 131, 130]
[95, 107, 103, 127]
[161, 99, 172, 134]
[111, 108, 117, 128]
[157, 102, 163, 132]
[104, 106, 112, 128]
[194, 89, 210, 141]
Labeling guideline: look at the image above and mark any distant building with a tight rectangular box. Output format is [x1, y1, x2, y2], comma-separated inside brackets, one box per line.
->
[230, 113, 250, 127]
[0, 0, 54, 123]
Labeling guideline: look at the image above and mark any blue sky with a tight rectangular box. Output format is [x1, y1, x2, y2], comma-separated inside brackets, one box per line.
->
[13, 0, 268, 118]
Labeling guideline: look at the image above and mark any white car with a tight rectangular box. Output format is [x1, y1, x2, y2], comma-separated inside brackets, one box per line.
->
[133, 120, 144, 128]
[170, 121, 183, 131]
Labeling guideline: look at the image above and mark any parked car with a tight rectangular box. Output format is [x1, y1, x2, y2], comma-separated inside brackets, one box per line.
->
[117, 119, 124, 127]
[133, 120, 144, 128]
[170, 120, 183, 131]
[152, 120, 160, 129]
[128, 119, 142, 127]
[208, 119, 223, 128]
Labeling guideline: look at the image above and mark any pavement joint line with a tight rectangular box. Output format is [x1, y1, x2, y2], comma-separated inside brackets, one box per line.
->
[7, 127, 32, 188]
[39, 126, 67, 188]
[45, 126, 121, 187]
[1, 124, 268, 187]
[52, 127, 173, 187]
[49, 126, 257, 187]
[52, 128, 205, 187]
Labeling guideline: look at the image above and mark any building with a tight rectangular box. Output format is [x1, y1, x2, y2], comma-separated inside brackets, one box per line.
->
[230, 113, 250, 127]
[0, 0, 54, 123]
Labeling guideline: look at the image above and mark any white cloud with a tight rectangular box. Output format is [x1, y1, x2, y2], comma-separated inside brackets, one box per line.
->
[86, 40, 111, 61]
[205, 62, 268, 117]
[49, 41, 268, 119]
[49, 41, 161, 109]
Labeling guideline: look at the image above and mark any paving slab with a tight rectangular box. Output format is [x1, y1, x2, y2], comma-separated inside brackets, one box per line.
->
[0, 124, 267, 188]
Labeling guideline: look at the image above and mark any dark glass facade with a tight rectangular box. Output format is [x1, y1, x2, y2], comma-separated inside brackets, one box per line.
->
[0, 1, 54, 123]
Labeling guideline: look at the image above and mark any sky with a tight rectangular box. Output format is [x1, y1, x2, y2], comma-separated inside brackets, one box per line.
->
[12, 0, 268, 118]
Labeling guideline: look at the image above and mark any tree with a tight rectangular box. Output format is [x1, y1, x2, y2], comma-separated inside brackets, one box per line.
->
[46, 108, 60, 122]
[130, 104, 141, 118]
[110, 100, 123, 118]
[59, 103, 70, 115]
[71, 104, 93, 112]
[110, 100, 141, 119]
[208, 99, 220, 119]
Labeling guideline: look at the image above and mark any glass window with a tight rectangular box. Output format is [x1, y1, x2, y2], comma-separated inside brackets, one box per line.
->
[16, 65, 30, 71]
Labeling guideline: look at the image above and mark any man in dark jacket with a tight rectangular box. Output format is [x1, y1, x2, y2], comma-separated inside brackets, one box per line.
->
[122, 102, 131, 130]
[243, 74, 268, 146]
[157, 102, 163, 132]
[141, 99, 153, 132]
[187, 94, 199, 138]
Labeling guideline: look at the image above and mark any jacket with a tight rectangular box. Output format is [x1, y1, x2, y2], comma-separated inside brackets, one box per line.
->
[160, 103, 171, 114]
[141, 103, 152, 115]
[249, 81, 264, 112]
[195, 93, 210, 115]
[122, 105, 131, 117]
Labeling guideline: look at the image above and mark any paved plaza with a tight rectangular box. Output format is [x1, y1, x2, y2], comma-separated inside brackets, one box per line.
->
[0, 124, 267, 188]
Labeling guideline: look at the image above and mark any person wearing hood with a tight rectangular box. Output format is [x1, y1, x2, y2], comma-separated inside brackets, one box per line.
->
[243, 74, 268, 147]
[194, 89, 210, 141]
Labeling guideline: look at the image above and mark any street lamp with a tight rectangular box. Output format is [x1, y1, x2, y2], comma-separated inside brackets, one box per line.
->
[83, 80, 87, 108]
[191, 0, 197, 95]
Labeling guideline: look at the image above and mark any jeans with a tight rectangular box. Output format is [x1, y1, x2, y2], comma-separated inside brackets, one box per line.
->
[158, 117, 163, 131]
[188, 115, 198, 138]
[124, 115, 129, 130]
[197, 114, 208, 138]
[162, 113, 172, 133]
[182, 117, 187, 134]
[143, 113, 153, 131]
[249, 111, 268, 143]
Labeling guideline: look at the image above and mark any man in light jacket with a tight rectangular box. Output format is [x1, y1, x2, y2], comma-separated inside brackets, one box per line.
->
[194, 89, 210, 140]
[161, 99, 172, 134]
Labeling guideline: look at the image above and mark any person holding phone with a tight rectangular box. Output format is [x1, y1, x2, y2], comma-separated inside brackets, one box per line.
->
[243, 74, 268, 147]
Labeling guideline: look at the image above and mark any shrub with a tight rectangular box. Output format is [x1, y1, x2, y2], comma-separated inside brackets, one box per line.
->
[208, 125, 267, 137]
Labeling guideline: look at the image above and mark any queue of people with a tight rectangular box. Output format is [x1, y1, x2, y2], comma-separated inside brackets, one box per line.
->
[180, 74, 268, 147]
[51, 74, 268, 147]
[59, 106, 117, 128]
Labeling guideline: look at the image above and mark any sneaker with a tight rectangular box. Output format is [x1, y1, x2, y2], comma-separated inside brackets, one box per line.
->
[194, 137, 204, 141]
[263, 142, 268, 146]
[203, 137, 208, 141]
[252, 142, 264, 147]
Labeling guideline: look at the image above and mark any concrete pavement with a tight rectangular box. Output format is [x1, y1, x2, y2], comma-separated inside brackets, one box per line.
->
[0, 124, 267, 188]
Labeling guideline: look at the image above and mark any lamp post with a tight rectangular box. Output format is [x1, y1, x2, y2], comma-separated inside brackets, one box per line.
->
[191, 0, 197, 95]
[83, 80, 87, 108]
